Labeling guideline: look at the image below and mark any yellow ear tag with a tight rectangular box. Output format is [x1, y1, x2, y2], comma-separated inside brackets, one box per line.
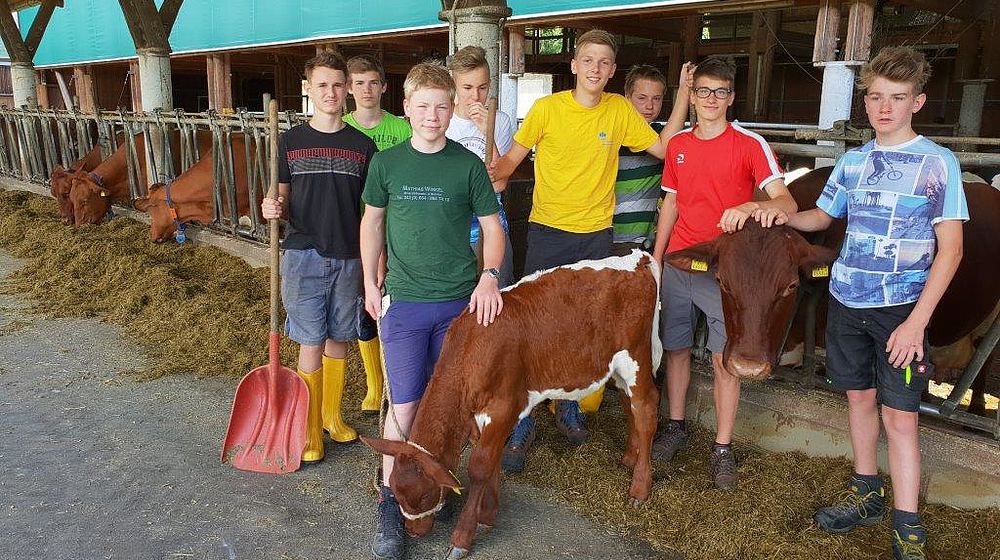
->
[811, 265, 829, 278]
[452, 486, 463, 496]
[100, 191, 107, 198]
[691, 259, 708, 272]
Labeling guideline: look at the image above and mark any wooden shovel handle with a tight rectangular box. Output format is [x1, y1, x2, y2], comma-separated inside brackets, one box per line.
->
[484, 98, 497, 167]
[268, 100, 280, 348]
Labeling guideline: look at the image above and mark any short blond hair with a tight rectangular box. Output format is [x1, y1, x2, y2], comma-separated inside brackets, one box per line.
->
[448, 46, 488, 75]
[575, 29, 617, 57]
[347, 55, 385, 82]
[403, 62, 456, 100]
[858, 46, 932, 94]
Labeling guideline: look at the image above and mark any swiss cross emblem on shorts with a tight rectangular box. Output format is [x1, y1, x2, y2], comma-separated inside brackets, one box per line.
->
[917, 364, 927, 375]
[676, 153, 685, 164]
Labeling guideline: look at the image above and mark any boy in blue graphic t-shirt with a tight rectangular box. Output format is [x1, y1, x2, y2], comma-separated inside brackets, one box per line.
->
[759, 46, 967, 560]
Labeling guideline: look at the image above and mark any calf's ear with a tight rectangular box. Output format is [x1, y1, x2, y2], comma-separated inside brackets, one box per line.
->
[790, 231, 838, 279]
[665, 239, 719, 274]
[133, 197, 151, 212]
[410, 451, 462, 494]
[360, 436, 412, 459]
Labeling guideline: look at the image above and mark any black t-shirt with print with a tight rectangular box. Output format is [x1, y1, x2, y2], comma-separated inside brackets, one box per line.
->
[277, 123, 378, 259]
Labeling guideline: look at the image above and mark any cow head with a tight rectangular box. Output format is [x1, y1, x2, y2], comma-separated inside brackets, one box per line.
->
[135, 183, 175, 242]
[362, 437, 462, 537]
[68, 173, 112, 227]
[666, 222, 837, 380]
[50, 165, 84, 224]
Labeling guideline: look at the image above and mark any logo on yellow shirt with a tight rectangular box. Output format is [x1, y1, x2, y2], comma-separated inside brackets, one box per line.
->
[598, 131, 611, 147]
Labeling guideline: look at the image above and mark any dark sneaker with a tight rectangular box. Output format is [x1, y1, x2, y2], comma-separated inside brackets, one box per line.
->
[651, 422, 689, 462]
[709, 445, 738, 490]
[815, 477, 886, 534]
[372, 486, 406, 560]
[501, 417, 536, 474]
[893, 524, 927, 560]
[554, 400, 589, 445]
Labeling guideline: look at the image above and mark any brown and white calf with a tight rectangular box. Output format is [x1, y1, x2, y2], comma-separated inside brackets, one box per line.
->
[364, 251, 662, 558]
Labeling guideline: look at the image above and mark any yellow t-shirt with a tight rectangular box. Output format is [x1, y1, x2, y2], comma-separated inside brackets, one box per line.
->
[514, 91, 658, 233]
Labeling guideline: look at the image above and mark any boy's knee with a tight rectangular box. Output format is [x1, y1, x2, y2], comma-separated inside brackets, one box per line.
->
[881, 406, 918, 435]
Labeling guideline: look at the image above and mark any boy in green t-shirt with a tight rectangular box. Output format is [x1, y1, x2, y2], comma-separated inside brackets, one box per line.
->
[344, 54, 411, 151]
[360, 63, 504, 560]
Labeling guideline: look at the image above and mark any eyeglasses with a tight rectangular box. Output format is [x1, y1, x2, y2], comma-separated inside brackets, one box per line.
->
[692, 87, 733, 100]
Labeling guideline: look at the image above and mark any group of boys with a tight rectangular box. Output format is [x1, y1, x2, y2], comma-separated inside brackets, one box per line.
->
[265, 30, 963, 560]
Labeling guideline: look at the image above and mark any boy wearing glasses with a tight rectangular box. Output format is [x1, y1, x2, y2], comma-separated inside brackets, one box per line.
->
[650, 56, 796, 490]
[762, 46, 966, 560]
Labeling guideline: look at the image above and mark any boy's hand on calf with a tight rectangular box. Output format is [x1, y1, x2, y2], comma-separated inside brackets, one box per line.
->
[753, 207, 787, 228]
[719, 202, 760, 233]
[469, 275, 503, 326]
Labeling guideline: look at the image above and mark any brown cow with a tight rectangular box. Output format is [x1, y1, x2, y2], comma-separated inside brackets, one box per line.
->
[364, 251, 662, 558]
[50, 144, 105, 224]
[678, 170, 1000, 412]
[134, 132, 251, 242]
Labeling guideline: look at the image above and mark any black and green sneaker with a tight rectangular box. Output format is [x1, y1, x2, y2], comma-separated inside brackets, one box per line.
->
[814, 476, 886, 533]
[893, 524, 927, 560]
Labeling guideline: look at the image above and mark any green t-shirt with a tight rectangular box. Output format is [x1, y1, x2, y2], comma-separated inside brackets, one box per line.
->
[344, 111, 412, 151]
[362, 139, 501, 302]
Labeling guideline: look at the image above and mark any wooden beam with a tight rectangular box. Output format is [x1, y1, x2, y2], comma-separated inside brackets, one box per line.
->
[207, 53, 233, 111]
[897, 0, 992, 22]
[844, 0, 874, 62]
[813, 0, 841, 63]
[117, 0, 170, 50]
[0, 0, 32, 62]
[72, 65, 97, 112]
[129, 60, 142, 111]
[24, 0, 62, 55]
[158, 0, 183, 37]
[508, 26, 525, 75]
[684, 14, 700, 61]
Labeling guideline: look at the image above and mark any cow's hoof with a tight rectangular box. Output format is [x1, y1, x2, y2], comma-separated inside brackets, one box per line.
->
[476, 523, 493, 535]
[628, 497, 647, 508]
[445, 546, 470, 560]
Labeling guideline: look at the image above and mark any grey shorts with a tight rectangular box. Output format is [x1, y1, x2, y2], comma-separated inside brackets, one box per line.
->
[660, 264, 727, 353]
[280, 248, 362, 346]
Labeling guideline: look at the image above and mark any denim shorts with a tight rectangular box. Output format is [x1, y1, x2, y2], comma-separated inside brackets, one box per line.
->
[660, 264, 727, 353]
[825, 298, 930, 413]
[378, 296, 468, 405]
[280, 248, 362, 346]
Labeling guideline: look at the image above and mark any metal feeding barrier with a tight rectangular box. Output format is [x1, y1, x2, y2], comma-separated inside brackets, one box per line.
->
[0, 106, 310, 242]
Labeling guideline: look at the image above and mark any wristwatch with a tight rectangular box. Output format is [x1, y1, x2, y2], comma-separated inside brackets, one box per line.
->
[482, 267, 500, 280]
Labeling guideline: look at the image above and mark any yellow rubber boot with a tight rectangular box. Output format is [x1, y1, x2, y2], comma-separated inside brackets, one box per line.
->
[578, 384, 606, 414]
[296, 367, 326, 463]
[322, 355, 358, 443]
[358, 338, 384, 413]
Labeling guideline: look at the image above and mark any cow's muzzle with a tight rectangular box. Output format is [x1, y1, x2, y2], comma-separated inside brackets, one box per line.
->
[726, 357, 772, 380]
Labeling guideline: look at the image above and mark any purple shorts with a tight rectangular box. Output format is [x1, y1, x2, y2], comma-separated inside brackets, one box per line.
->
[379, 296, 469, 404]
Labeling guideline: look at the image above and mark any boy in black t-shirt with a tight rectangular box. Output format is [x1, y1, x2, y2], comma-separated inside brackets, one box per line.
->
[260, 51, 378, 463]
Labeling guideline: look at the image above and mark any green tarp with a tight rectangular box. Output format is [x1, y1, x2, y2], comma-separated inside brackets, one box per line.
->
[20, 0, 692, 66]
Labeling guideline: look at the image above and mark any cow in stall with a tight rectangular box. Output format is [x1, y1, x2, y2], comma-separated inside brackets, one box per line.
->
[682, 167, 1000, 413]
[133, 132, 251, 243]
[50, 143, 104, 223]
[67, 130, 210, 227]
[363, 251, 662, 559]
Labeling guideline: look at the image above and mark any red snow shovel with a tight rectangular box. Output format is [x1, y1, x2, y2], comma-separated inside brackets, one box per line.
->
[221, 100, 308, 474]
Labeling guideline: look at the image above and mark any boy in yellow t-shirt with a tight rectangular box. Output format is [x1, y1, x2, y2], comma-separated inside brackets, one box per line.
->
[490, 29, 686, 474]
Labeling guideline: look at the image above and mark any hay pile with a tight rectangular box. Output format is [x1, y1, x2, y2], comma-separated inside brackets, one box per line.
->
[1, 189, 997, 560]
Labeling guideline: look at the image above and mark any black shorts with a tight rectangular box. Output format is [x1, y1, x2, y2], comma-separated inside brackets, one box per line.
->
[825, 298, 931, 413]
[522, 223, 612, 276]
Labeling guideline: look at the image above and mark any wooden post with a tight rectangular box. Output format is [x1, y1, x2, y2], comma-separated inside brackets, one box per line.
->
[813, 0, 841, 64]
[684, 15, 700, 62]
[207, 53, 233, 112]
[844, 0, 875, 63]
[315, 41, 339, 55]
[508, 26, 525, 76]
[128, 59, 142, 110]
[73, 65, 97, 112]
[35, 71, 50, 109]
[953, 23, 980, 82]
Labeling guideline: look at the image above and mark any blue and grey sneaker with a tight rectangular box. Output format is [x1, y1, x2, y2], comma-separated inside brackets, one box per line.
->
[372, 486, 406, 560]
[501, 416, 536, 474]
[893, 524, 927, 560]
[815, 476, 886, 534]
[554, 400, 589, 445]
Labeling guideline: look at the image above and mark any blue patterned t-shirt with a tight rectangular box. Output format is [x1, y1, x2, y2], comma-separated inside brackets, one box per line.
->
[816, 136, 969, 308]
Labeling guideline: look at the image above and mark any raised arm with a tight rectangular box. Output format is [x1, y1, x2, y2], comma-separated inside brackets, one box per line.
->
[646, 62, 695, 159]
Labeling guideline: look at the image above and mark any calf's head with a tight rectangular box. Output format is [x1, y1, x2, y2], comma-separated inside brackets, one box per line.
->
[50, 165, 81, 223]
[666, 222, 837, 380]
[68, 173, 112, 227]
[362, 437, 462, 537]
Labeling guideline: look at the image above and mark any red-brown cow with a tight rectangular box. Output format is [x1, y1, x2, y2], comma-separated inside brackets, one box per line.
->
[133, 132, 251, 242]
[364, 251, 662, 559]
[50, 144, 104, 224]
[677, 170, 1000, 411]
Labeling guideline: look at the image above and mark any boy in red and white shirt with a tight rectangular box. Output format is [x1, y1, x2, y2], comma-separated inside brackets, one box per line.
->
[650, 56, 796, 490]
